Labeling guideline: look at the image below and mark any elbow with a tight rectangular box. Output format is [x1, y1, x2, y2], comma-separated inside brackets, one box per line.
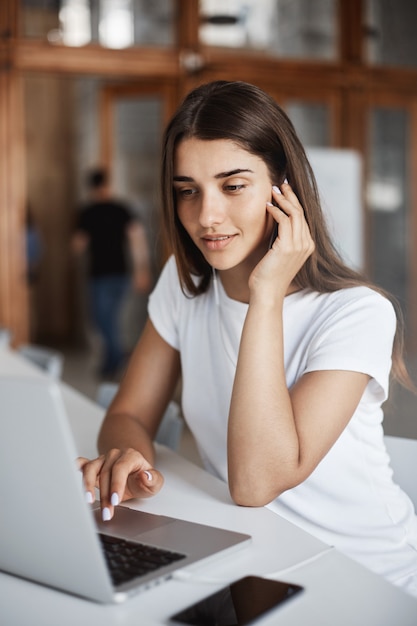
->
[228, 466, 308, 507]
[229, 479, 286, 508]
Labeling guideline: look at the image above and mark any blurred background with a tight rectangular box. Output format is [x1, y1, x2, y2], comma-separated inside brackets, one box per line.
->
[1, 0, 417, 442]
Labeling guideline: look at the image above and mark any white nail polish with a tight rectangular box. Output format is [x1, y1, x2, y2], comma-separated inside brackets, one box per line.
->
[272, 185, 281, 195]
[102, 507, 111, 522]
[85, 491, 93, 504]
[144, 470, 152, 481]
[111, 492, 119, 506]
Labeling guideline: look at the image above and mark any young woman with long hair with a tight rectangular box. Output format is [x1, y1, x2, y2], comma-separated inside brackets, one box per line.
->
[80, 81, 417, 597]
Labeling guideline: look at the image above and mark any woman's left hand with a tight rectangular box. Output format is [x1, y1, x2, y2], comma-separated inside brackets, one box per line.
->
[249, 182, 315, 299]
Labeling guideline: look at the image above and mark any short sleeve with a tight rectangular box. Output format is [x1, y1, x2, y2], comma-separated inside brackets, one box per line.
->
[148, 256, 181, 350]
[305, 290, 396, 400]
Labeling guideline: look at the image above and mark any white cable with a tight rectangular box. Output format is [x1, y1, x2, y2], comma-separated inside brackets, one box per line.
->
[260, 545, 334, 580]
[172, 545, 334, 585]
[212, 267, 238, 368]
[212, 266, 220, 306]
[172, 570, 226, 584]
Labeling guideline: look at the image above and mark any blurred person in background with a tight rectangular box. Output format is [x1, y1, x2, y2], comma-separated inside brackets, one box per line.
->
[72, 167, 152, 378]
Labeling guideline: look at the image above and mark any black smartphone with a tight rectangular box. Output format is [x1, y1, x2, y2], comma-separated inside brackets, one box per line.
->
[169, 575, 304, 625]
[268, 187, 280, 249]
[268, 222, 278, 249]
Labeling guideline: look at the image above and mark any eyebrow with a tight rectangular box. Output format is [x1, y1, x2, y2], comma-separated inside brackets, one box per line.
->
[173, 168, 254, 183]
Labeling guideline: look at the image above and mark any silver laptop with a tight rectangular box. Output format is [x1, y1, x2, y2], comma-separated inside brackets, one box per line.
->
[0, 377, 250, 603]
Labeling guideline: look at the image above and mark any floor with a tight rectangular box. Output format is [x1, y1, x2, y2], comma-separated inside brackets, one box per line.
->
[60, 341, 417, 462]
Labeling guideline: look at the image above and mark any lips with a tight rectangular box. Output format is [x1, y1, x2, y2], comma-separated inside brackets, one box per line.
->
[202, 234, 235, 251]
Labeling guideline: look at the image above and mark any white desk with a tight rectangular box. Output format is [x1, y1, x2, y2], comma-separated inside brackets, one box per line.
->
[1, 347, 416, 625]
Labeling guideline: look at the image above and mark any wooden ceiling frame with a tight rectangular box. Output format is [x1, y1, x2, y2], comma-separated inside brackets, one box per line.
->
[2, 0, 417, 345]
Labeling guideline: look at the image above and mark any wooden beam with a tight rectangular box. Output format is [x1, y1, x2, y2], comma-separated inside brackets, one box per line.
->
[15, 40, 180, 78]
[175, 0, 200, 51]
[339, 0, 363, 64]
[0, 1, 28, 344]
[0, 0, 18, 39]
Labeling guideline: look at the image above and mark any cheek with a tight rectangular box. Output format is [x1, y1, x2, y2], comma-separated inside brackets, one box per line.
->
[241, 200, 273, 246]
[176, 206, 195, 238]
[243, 194, 270, 230]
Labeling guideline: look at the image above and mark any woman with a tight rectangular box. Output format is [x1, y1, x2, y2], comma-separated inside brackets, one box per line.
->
[80, 81, 417, 596]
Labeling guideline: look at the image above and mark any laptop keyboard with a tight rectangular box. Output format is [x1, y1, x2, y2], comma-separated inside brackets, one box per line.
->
[98, 533, 186, 587]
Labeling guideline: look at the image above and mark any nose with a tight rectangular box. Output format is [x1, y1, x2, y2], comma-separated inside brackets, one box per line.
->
[198, 189, 225, 228]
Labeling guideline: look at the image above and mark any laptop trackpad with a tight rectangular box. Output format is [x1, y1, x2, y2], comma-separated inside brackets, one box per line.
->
[94, 505, 175, 539]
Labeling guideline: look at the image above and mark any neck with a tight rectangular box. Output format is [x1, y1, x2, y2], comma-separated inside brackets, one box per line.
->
[216, 266, 251, 303]
[216, 264, 300, 304]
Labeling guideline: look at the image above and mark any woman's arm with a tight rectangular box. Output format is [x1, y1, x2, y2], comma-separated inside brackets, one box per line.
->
[227, 184, 370, 506]
[80, 318, 181, 519]
[228, 301, 369, 506]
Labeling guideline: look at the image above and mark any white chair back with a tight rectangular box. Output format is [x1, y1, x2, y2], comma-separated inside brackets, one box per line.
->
[18, 344, 64, 380]
[385, 435, 417, 509]
[96, 382, 184, 451]
[0, 327, 12, 348]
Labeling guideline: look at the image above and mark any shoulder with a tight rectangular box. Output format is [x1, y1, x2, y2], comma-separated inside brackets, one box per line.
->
[156, 256, 203, 295]
[323, 286, 395, 322]
[150, 256, 211, 318]
[149, 256, 182, 305]
[296, 286, 395, 320]
[297, 287, 396, 393]
[158, 255, 180, 282]
[148, 256, 186, 350]
[287, 286, 397, 349]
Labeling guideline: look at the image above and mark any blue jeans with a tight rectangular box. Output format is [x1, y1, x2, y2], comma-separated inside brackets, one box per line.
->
[89, 275, 129, 375]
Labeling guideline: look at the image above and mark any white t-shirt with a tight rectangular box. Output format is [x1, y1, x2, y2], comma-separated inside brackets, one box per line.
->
[148, 255, 417, 592]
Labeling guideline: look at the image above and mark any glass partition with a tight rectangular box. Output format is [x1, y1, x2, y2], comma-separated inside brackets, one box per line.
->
[285, 101, 330, 147]
[20, 0, 175, 48]
[113, 95, 164, 346]
[199, 0, 338, 60]
[364, 0, 417, 68]
[367, 107, 410, 319]
[113, 96, 163, 244]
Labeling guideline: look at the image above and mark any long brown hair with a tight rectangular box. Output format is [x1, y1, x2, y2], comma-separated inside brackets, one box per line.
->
[161, 80, 412, 389]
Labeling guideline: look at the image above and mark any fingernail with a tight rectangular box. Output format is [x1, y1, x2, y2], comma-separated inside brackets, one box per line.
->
[272, 185, 281, 195]
[85, 491, 94, 504]
[283, 178, 289, 184]
[111, 492, 119, 506]
[143, 470, 152, 481]
[266, 201, 274, 207]
[102, 507, 111, 522]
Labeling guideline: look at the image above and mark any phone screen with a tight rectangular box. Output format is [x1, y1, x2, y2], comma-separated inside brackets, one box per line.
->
[169, 575, 303, 625]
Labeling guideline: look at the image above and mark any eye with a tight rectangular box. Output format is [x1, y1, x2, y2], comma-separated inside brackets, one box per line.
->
[224, 183, 246, 192]
[176, 187, 198, 198]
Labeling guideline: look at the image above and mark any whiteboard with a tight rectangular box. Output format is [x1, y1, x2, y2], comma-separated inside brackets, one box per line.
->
[306, 148, 363, 271]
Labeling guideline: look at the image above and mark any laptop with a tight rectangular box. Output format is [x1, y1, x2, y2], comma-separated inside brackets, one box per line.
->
[0, 377, 251, 603]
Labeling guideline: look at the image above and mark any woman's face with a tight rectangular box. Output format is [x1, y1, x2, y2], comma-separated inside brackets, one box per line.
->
[173, 137, 275, 273]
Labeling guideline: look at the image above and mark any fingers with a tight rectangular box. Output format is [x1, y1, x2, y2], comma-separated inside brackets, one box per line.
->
[271, 182, 304, 221]
[78, 455, 105, 503]
[268, 182, 314, 256]
[78, 450, 164, 522]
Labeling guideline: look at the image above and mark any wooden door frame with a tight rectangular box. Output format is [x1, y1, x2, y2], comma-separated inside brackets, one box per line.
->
[99, 80, 179, 172]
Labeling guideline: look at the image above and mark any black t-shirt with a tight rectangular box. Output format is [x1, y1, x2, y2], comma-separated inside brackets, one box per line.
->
[76, 200, 133, 277]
